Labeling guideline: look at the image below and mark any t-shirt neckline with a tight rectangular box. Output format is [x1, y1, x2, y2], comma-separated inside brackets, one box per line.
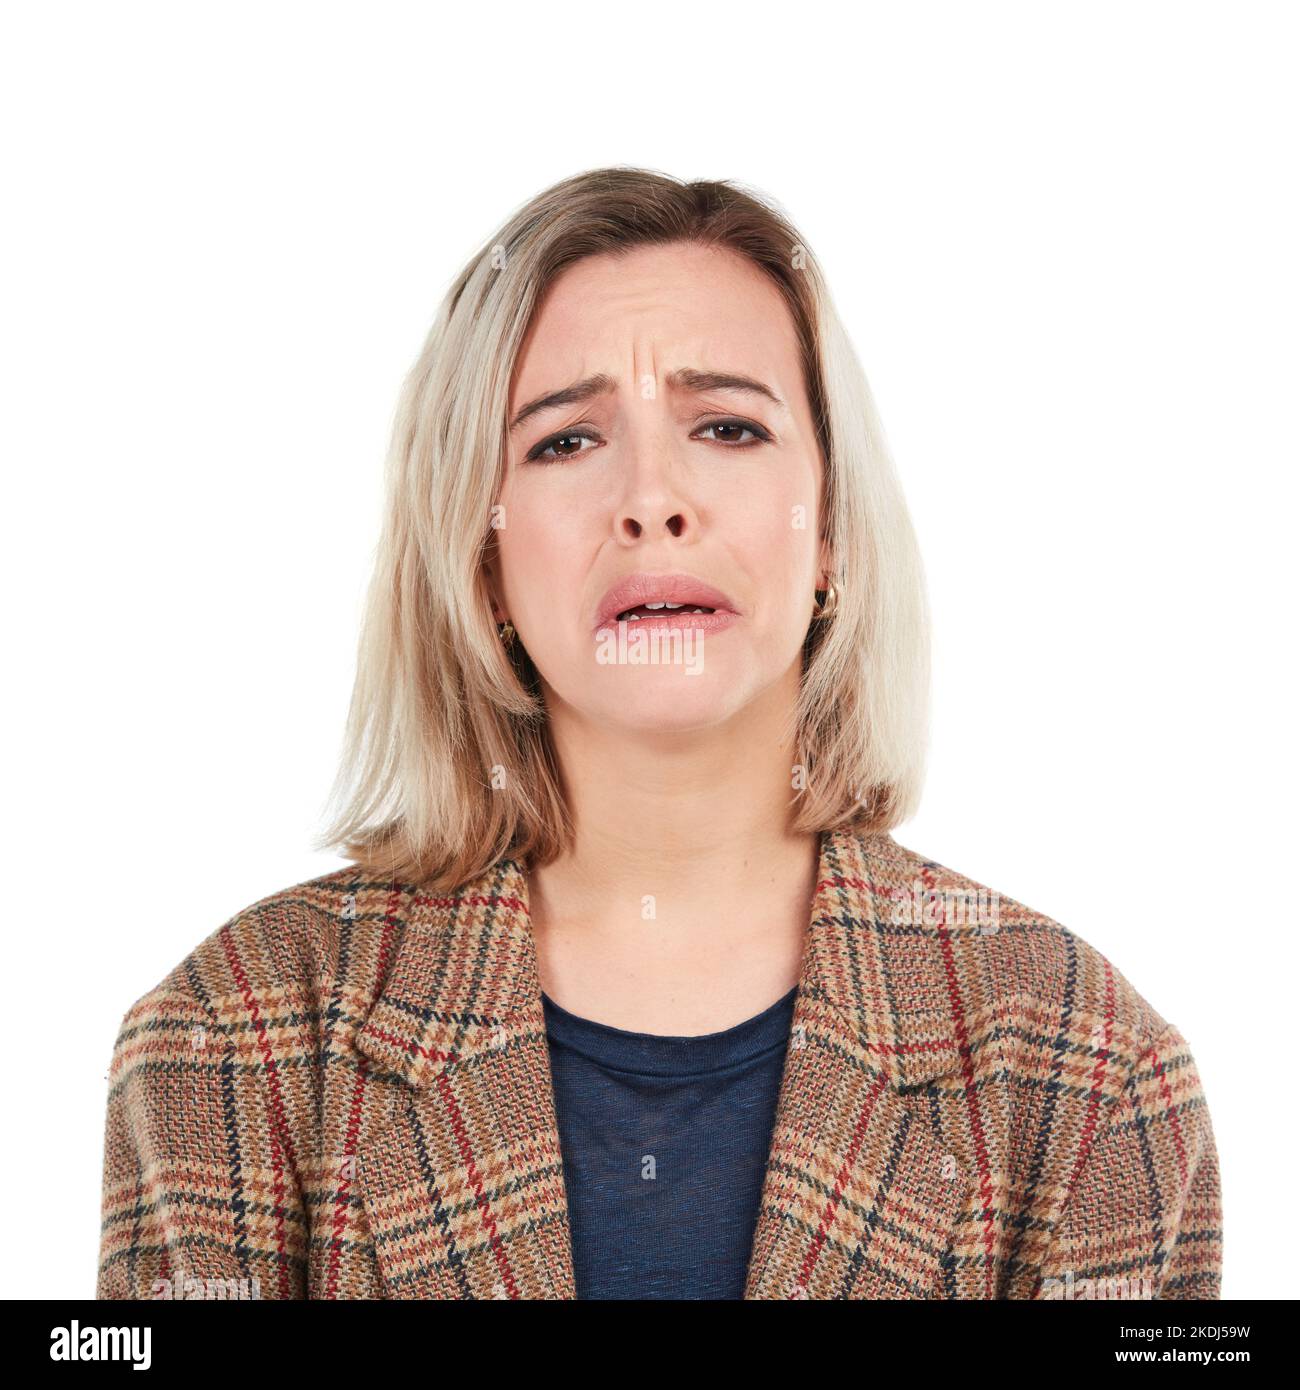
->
[540, 984, 799, 1079]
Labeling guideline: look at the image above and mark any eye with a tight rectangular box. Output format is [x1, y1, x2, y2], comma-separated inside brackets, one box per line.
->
[523, 416, 772, 463]
[525, 428, 604, 464]
[693, 417, 773, 446]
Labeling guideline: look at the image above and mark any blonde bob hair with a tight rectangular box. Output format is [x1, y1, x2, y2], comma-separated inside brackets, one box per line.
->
[316, 166, 929, 890]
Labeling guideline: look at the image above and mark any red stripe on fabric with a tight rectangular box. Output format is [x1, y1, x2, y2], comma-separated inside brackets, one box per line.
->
[358, 1025, 459, 1064]
[1147, 1042, 1191, 1189]
[411, 893, 529, 915]
[792, 1070, 889, 1297]
[434, 1069, 520, 1299]
[929, 868, 998, 1297]
[816, 875, 877, 895]
[1066, 961, 1116, 1194]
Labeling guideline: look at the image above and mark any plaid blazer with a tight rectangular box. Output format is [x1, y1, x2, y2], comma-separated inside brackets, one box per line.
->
[97, 827, 1222, 1300]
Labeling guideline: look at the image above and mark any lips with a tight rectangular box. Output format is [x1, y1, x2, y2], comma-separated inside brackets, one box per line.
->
[594, 572, 739, 633]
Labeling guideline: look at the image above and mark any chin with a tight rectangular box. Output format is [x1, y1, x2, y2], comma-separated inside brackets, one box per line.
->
[574, 668, 753, 735]
[536, 658, 739, 733]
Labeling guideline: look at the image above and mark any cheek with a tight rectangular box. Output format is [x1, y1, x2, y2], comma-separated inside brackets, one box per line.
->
[496, 491, 590, 622]
[732, 479, 822, 618]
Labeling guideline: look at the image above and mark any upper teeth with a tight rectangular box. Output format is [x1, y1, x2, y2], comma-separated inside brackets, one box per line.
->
[617, 604, 711, 620]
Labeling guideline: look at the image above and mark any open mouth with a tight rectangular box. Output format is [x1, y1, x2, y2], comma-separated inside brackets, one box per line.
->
[595, 572, 737, 631]
[616, 601, 717, 621]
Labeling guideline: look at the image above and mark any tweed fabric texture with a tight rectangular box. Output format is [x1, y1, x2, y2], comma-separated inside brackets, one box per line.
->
[97, 828, 1222, 1299]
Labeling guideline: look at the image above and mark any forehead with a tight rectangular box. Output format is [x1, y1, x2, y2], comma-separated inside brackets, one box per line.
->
[510, 242, 802, 402]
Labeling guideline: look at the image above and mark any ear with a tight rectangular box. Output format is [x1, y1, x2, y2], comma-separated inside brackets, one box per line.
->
[480, 556, 510, 626]
[816, 538, 836, 591]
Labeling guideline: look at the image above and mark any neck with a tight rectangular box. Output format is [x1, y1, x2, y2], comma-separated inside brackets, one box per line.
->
[532, 667, 818, 927]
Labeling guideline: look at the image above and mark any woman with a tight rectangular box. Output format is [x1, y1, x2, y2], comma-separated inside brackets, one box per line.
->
[97, 168, 1222, 1301]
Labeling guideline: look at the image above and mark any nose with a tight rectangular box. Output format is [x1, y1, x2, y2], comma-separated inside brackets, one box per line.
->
[617, 505, 690, 541]
[613, 425, 700, 544]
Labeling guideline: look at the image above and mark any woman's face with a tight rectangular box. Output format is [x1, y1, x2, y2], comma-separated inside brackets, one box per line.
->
[490, 241, 830, 736]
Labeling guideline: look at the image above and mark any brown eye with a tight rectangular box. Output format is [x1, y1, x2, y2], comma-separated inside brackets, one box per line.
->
[695, 418, 772, 446]
[526, 428, 603, 464]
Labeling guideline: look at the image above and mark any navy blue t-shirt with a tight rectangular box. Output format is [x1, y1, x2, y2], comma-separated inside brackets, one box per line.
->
[541, 985, 797, 1300]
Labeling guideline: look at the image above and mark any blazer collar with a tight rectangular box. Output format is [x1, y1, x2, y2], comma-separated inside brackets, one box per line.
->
[353, 826, 974, 1299]
[356, 825, 963, 1093]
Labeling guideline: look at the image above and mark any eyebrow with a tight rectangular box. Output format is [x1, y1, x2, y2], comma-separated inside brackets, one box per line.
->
[508, 367, 786, 431]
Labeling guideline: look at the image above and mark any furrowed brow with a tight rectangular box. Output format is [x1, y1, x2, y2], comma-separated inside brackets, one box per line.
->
[666, 368, 786, 411]
[509, 373, 617, 431]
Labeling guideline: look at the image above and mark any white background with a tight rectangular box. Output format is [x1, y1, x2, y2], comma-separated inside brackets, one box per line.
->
[3, 1, 1295, 1300]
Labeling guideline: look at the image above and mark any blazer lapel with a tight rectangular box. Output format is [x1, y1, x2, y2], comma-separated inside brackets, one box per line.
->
[353, 829, 972, 1300]
[743, 829, 974, 1298]
[353, 860, 574, 1299]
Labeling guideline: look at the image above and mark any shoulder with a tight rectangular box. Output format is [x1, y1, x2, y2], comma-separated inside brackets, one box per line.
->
[861, 832, 1176, 1090]
[854, 834, 1219, 1297]
[113, 865, 416, 1038]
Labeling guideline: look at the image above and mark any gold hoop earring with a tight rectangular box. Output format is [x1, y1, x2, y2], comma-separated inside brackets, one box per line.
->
[813, 579, 839, 621]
